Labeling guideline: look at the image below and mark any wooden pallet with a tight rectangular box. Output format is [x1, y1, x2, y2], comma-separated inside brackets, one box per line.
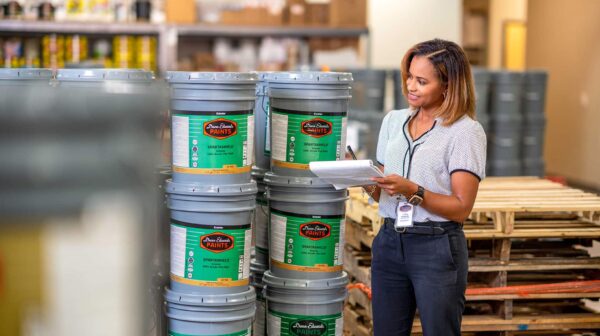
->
[347, 177, 600, 237]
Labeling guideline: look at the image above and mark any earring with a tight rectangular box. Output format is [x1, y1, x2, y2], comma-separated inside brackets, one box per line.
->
[443, 91, 447, 98]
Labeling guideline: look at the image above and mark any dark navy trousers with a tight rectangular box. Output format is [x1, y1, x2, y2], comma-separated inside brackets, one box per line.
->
[371, 219, 469, 336]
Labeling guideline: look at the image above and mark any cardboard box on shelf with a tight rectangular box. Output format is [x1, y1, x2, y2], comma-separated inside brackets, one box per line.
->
[286, 0, 307, 26]
[221, 7, 283, 26]
[330, 0, 367, 27]
[165, 0, 196, 24]
[305, 2, 329, 26]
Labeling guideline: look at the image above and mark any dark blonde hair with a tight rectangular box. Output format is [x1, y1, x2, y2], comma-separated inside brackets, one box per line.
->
[401, 39, 475, 125]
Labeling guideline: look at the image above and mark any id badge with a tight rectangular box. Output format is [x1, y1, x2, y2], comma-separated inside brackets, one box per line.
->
[394, 202, 414, 229]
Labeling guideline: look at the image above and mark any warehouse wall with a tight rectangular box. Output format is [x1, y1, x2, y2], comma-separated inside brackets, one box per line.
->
[368, 0, 462, 68]
[526, 0, 600, 189]
[487, 0, 527, 68]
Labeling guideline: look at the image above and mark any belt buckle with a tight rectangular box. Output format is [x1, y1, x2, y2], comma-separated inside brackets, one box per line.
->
[394, 226, 408, 233]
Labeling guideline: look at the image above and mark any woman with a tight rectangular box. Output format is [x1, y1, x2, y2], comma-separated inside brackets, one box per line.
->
[365, 39, 486, 335]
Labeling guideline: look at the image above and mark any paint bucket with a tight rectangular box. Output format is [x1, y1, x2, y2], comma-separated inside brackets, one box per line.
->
[252, 168, 269, 266]
[55, 68, 154, 89]
[263, 271, 348, 336]
[166, 179, 257, 294]
[254, 73, 272, 172]
[164, 286, 256, 336]
[0, 68, 53, 84]
[472, 67, 491, 133]
[250, 258, 269, 336]
[167, 72, 258, 185]
[265, 172, 347, 280]
[267, 72, 352, 177]
[0, 68, 54, 117]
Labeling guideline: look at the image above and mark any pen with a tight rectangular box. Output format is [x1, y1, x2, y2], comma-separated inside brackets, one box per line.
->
[347, 145, 358, 160]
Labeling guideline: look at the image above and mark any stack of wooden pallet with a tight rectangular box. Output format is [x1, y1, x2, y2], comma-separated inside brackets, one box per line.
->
[343, 177, 600, 336]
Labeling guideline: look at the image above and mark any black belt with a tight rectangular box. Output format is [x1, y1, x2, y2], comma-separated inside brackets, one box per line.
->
[383, 218, 462, 235]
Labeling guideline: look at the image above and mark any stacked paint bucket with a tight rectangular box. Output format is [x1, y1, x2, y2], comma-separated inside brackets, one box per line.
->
[165, 72, 259, 336]
[259, 72, 353, 336]
[488, 71, 524, 176]
[521, 71, 548, 177]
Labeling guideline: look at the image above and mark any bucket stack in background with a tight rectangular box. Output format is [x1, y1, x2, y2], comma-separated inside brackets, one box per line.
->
[164, 72, 259, 336]
[249, 72, 353, 336]
[474, 69, 548, 177]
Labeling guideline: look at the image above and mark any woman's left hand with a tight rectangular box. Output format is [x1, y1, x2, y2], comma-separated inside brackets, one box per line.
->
[371, 174, 413, 197]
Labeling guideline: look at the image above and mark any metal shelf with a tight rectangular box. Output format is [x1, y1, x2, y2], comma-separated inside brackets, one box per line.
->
[0, 20, 368, 37]
[173, 24, 368, 37]
[0, 20, 370, 74]
[0, 20, 161, 35]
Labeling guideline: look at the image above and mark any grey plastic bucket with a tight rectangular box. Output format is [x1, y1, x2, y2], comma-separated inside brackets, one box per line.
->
[55, 68, 154, 90]
[266, 72, 353, 177]
[165, 286, 256, 336]
[0, 68, 53, 84]
[472, 67, 491, 133]
[489, 71, 523, 120]
[265, 172, 347, 280]
[345, 69, 386, 111]
[254, 73, 272, 171]
[250, 259, 269, 336]
[0, 69, 54, 116]
[488, 159, 522, 177]
[166, 179, 257, 294]
[167, 72, 258, 185]
[522, 70, 548, 120]
[263, 271, 348, 336]
[252, 168, 269, 266]
[392, 69, 409, 110]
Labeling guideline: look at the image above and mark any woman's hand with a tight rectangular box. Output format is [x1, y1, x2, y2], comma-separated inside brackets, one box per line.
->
[371, 174, 416, 197]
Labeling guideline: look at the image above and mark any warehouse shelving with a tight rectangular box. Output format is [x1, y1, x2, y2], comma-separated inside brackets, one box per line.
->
[0, 20, 370, 74]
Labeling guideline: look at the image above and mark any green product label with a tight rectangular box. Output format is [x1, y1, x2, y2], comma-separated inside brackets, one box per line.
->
[172, 111, 254, 172]
[270, 108, 346, 166]
[269, 210, 344, 271]
[170, 220, 251, 286]
[267, 310, 343, 336]
[169, 328, 251, 336]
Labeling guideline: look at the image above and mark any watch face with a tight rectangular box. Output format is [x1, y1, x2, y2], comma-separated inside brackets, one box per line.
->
[409, 195, 423, 206]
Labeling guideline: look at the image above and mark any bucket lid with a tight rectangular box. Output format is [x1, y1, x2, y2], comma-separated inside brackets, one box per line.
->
[262, 271, 348, 290]
[263, 172, 334, 189]
[491, 71, 524, 84]
[523, 70, 548, 84]
[265, 72, 353, 84]
[56, 69, 154, 82]
[0, 68, 53, 80]
[166, 179, 257, 196]
[164, 286, 256, 306]
[166, 71, 258, 84]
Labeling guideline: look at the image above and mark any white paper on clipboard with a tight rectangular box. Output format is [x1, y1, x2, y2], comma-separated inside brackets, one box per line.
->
[309, 160, 384, 190]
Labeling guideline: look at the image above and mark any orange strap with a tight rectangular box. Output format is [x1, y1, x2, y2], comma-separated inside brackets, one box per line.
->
[347, 282, 372, 300]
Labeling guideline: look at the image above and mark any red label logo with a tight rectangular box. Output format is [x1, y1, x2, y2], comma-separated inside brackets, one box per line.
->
[200, 233, 234, 253]
[299, 222, 331, 240]
[301, 118, 332, 138]
[203, 118, 238, 139]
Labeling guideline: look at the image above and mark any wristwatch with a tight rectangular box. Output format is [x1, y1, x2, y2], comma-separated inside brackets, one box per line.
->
[408, 185, 425, 206]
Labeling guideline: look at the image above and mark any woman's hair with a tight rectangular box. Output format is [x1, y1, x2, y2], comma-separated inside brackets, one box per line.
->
[401, 38, 475, 125]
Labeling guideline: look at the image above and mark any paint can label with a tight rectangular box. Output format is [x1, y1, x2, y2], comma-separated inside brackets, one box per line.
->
[267, 310, 343, 336]
[170, 220, 251, 287]
[172, 110, 254, 174]
[271, 108, 347, 170]
[269, 210, 344, 272]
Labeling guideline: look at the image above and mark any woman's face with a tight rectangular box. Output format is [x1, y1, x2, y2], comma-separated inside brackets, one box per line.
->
[405, 55, 446, 111]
